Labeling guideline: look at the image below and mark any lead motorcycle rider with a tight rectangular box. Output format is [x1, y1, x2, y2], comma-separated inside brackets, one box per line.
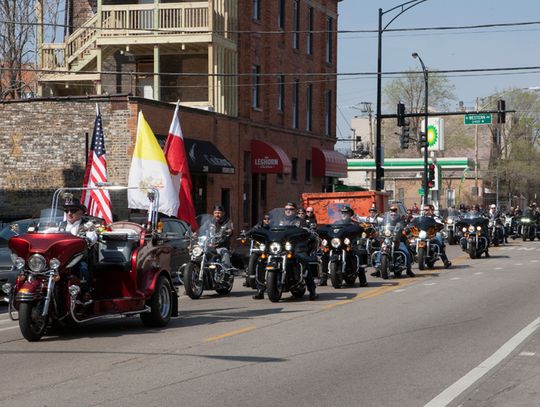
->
[208, 205, 234, 270]
[252, 202, 318, 300]
[487, 203, 505, 244]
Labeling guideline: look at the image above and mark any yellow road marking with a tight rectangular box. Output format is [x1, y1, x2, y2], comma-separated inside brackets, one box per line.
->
[205, 325, 257, 342]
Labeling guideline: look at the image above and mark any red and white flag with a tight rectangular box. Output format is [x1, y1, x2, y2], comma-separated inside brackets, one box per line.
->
[81, 104, 113, 224]
[164, 102, 197, 230]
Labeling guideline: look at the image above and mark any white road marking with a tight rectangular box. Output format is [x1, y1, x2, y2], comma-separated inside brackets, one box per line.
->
[393, 289, 406, 293]
[531, 260, 539, 263]
[424, 316, 540, 407]
[519, 352, 536, 356]
[518, 247, 535, 251]
[473, 272, 484, 275]
[450, 277, 461, 281]
[495, 267, 503, 270]
[424, 283, 437, 286]
[515, 263, 523, 266]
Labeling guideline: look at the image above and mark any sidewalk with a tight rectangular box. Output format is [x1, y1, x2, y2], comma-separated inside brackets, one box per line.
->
[455, 327, 540, 406]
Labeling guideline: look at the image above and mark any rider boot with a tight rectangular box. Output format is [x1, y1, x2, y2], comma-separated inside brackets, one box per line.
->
[252, 287, 265, 300]
[406, 267, 415, 277]
[485, 248, 490, 258]
[358, 269, 368, 287]
[318, 274, 328, 286]
[309, 288, 319, 301]
[441, 252, 452, 269]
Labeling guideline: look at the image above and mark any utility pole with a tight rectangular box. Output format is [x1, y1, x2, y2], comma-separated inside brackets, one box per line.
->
[475, 97, 479, 204]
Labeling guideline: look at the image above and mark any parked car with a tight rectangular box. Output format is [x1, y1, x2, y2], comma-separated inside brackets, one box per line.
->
[0, 219, 37, 301]
[160, 217, 192, 285]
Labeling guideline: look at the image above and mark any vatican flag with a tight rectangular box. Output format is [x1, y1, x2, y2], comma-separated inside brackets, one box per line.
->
[128, 111, 180, 217]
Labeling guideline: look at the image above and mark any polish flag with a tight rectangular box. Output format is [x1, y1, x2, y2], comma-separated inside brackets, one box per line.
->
[164, 102, 197, 230]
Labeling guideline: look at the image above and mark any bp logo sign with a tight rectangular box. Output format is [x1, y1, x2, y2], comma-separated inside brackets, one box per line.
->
[421, 118, 445, 151]
[427, 124, 438, 147]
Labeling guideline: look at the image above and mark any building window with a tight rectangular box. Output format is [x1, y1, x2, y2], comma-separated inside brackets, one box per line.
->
[252, 65, 260, 109]
[278, 75, 285, 112]
[305, 159, 312, 183]
[277, 173, 284, 183]
[252, 0, 260, 20]
[307, 7, 314, 55]
[446, 189, 456, 207]
[278, 0, 285, 29]
[325, 90, 332, 136]
[292, 158, 298, 182]
[306, 84, 312, 131]
[398, 188, 405, 202]
[326, 17, 333, 64]
[293, 0, 300, 50]
[292, 80, 299, 128]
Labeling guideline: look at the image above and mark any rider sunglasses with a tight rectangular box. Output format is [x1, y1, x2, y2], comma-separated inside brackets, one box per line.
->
[285, 207, 295, 211]
[64, 208, 80, 214]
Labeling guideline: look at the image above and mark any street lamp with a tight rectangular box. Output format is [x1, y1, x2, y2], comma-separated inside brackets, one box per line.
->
[412, 52, 429, 205]
[375, 0, 428, 192]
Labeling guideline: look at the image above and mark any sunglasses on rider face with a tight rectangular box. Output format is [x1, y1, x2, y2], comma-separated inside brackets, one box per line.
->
[285, 207, 295, 211]
[64, 208, 80, 214]
[306, 210, 313, 213]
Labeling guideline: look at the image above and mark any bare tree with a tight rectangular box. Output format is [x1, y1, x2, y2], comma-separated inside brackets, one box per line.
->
[0, 0, 36, 99]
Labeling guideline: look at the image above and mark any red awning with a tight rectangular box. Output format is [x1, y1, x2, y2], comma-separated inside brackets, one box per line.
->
[251, 140, 292, 174]
[312, 147, 348, 178]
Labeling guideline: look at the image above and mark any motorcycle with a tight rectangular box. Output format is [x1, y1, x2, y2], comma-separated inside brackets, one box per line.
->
[518, 215, 537, 241]
[4, 187, 177, 342]
[184, 214, 235, 299]
[238, 229, 262, 290]
[408, 216, 444, 270]
[456, 211, 489, 259]
[317, 213, 366, 288]
[372, 213, 410, 279]
[249, 208, 316, 302]
[444, 210, 462, 245]
[488, 217, 505, 246]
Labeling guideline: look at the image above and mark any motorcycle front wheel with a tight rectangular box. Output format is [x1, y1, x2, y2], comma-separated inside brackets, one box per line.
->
[19, 300, 48, 342]
[380, 255, 390, 279]
[216, 274, 234, 295]
[184, 262, 204, 299]
[417, 247, 426, 270]
[267, 271, 283, 302]
[329, 261, 343, 288]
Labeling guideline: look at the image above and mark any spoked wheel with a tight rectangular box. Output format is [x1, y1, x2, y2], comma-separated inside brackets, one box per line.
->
[329, 262, 342, 288]
[141, 275, 173, 327]
[267, 271, 283, 302]
[184, 262, 204, 299]
[19, 300, 48, 342]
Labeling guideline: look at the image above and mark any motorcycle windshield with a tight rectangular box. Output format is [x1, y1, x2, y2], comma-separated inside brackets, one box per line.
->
[266, 208, 302, 228]
[410, 215, 439, 231]
[197, 214, 218, 239]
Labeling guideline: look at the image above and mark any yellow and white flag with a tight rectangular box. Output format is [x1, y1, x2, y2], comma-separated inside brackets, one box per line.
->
[128, 111, 180, 216]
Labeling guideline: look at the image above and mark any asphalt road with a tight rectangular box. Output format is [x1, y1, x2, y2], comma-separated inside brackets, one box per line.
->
[0, 241, 539, 407]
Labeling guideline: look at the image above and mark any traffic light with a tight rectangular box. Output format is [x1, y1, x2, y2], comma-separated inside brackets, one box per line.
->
[397, 102, 405, 127]
[419, 131, 427, 145]
[400, 121, 410, 149]
[497, 99, 506, 124]
[427, 164, 436, 189]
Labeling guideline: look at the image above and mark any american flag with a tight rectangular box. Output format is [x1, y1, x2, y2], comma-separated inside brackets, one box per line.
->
[81, 104, 113, 224]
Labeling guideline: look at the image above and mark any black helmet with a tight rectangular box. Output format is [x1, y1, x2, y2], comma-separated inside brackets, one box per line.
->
[340, 206, 354, 215]
[459, 203, 466, 210]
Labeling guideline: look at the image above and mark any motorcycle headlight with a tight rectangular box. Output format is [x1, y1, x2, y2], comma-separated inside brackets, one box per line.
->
[259, 243, 266, 252]
[477, 226, 482, 231]
[361, 232, 367, 238]
[447, 219, 453, 224]
[285, 241, 293, 251]
[28, 254, 46, 272]
[2, 283, 12, 294]
[522, 218, 530, 223]
[344, 238, 351, 245]
[321, 239, 328, 247]
[12, 255, 25, 270]
[384, 229, 392, 237]
[331, 238, 341, 248]
[269, 242, 281, 254]
[419, 230, 427, 239]
[49, 258, 61, 270]
[468, 225, 475, 232]
[192, 246, 203, 257]
[462, 227, 467, 233]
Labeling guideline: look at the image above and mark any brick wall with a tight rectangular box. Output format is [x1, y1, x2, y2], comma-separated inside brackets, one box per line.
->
[70, 0, 96, 33]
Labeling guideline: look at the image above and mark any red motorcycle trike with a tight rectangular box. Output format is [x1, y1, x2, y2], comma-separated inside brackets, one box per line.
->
[3, 186, 178, 341]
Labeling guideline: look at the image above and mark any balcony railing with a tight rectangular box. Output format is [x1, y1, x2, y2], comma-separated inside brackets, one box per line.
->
[101, 2, 210, 36]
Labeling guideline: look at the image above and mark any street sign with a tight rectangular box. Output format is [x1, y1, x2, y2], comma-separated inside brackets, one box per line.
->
[464, 113, 492, 125]
[418, 188, 424, 196]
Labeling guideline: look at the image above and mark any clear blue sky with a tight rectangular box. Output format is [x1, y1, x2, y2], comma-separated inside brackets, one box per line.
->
[337, 0, 540, 147]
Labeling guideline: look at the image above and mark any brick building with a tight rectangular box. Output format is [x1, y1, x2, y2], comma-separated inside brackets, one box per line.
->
[1, 1, 346, 228]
